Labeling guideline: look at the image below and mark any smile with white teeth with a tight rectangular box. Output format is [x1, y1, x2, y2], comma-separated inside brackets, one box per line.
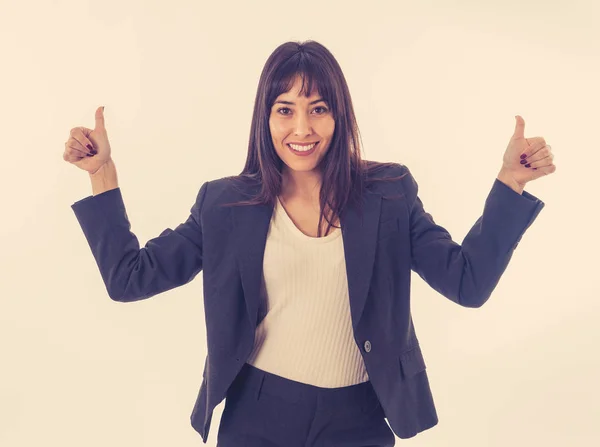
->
[288, 142, 318, 151]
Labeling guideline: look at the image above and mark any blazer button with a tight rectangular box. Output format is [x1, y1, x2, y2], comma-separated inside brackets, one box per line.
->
[364, 340, 371, 352]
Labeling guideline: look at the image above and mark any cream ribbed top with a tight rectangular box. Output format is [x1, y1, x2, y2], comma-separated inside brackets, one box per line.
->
[246, 196, 370, 388]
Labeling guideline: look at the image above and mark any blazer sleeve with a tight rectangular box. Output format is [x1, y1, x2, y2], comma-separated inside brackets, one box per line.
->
[400, 165, 545, 308]
[70, 181, 209, 302]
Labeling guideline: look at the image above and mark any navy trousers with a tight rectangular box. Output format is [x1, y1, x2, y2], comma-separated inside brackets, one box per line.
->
[216, 362, 396, 447]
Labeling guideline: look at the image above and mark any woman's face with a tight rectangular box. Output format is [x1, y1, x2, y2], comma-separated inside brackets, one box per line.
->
[269, 75, 335, 176]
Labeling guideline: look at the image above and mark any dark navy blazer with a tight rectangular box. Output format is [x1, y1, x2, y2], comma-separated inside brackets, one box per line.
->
[71, 162, 545, 442]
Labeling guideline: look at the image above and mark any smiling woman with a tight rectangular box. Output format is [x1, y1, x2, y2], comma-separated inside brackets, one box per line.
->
[224, 41, 407, 239]
[72, 39, 553, 447]
[269, 75, 335, 176]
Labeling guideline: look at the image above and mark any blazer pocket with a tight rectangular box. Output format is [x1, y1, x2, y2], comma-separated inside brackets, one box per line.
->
[398, 344, 427, 379]
[378, 217, 399, 241]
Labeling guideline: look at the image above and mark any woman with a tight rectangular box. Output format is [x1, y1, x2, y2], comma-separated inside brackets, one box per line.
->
[66, 41, 554, 446]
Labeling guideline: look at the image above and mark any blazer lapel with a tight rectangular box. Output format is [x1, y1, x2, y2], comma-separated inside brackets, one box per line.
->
[231, 185, 382, 332]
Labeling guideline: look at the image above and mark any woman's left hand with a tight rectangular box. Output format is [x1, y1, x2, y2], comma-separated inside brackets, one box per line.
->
[501, 115, 557, 186]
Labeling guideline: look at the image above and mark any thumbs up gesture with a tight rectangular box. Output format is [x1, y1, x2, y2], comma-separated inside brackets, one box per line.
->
[499, 115, 557, 187]
[63, 106, 112, 174]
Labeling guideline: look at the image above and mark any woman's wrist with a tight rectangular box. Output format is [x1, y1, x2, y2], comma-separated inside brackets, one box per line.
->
[496, 168, 524, 195]
[90, 158, 119, 196]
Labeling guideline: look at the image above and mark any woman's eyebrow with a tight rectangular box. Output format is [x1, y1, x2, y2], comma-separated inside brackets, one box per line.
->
[274, 98, 326, 105]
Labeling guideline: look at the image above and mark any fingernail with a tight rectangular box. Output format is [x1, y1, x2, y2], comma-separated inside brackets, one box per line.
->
[86, 144, 94, 151]
[520, 154, 527, 159]
[520, 159, 527, 164]
[525, 163, 531, 168]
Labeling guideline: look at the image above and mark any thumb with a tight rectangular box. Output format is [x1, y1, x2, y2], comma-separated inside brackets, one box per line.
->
[512, 115, 525, 140]
[94, 106, 105, 131]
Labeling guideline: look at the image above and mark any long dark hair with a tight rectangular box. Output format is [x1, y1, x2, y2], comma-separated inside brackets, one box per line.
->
[221, 40, 407, 237]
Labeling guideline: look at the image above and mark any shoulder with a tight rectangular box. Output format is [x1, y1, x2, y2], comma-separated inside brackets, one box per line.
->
[190, 174, 266, 227]
[363, 160, 418, 204]
[196, 174, 257, 201]
[363, 159, 408, 179]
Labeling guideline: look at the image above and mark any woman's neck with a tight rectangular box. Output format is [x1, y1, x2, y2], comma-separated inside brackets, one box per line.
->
[280, 168, 322, 202]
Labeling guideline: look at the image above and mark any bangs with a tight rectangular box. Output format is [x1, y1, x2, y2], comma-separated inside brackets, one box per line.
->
[267, 54, 336, 114]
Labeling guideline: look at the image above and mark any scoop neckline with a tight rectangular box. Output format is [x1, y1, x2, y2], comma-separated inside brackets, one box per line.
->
[276, 196, 341, 243]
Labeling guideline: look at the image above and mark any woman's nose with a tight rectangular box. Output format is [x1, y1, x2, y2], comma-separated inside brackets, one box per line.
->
[292, 114, 312, 135]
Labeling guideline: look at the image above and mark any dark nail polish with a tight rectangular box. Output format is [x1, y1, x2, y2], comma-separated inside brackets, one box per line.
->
[520, 159, 527, 164]
[520, 154, 527, 159]
[525, 163, 531, 168]
[86, 144, 94, 151]
[86, 153, 93, 157]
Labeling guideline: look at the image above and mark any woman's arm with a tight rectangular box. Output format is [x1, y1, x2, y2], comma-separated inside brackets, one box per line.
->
[71, 179, 210, 302]
[402, 165, 545, 308]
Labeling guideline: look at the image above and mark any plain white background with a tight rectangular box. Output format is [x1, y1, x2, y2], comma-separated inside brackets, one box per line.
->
[1, 0, 598, 445]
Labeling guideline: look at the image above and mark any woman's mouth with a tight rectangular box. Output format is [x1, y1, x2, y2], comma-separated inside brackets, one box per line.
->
[287, 141, 319, 156]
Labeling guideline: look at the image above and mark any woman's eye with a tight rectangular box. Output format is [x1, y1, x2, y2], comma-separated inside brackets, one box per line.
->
[277, 106, 328, 115]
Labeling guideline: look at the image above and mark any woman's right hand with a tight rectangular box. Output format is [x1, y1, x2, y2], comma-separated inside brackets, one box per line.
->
[63, 106, 112, 174]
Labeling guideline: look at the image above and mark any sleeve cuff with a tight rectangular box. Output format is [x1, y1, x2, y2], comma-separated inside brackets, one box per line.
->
[487, 178, 546, 249]
[71, 187, 130, 231]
